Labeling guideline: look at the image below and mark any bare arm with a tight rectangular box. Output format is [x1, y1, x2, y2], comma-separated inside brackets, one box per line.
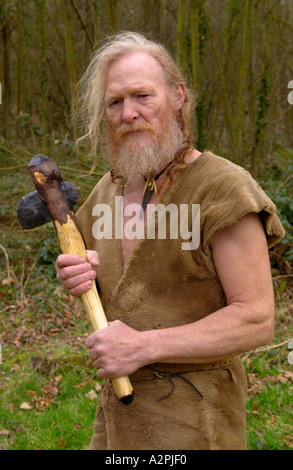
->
[141, 212, 275, 365]
[86, 213, 275, 378]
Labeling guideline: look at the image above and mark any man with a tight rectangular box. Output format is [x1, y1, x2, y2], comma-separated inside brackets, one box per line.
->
[56, 32, 284, 450]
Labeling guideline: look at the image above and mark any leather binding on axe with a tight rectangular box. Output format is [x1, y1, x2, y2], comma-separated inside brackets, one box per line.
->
[26, 154, 134, 405]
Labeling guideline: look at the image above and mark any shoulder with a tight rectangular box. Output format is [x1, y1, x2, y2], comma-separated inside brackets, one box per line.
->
[186, 151, 285, 249]
[186, 150, 270, 201]
[188, 150, 255, 181]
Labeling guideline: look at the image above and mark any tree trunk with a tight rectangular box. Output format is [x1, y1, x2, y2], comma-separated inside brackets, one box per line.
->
[251, 0, 270, 177]
[233, 0, 253, 164]
[177, 0, 185, 70]
[36, 0, 49, 151]
[1, 15, 12, 139]
[58, 0, 78, 136]
[190, 0, 206, 151]
[89, 0, 101, 49]
[158, 0, 164, 40]
[16, 0, 27, 141]
[104, 0, 117, 34]
[203, 4, 237, 153]
[190, 0, 200, 89]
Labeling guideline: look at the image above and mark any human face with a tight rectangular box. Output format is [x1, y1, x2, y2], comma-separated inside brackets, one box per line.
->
[105, 51, 180, 146]
[103, 51, 184, 178]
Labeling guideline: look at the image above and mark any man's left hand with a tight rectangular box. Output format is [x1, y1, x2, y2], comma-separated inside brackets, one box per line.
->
[85, 320, 145, 378]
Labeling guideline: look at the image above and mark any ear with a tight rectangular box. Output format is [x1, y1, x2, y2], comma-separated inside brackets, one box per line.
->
[173, 84, 186, 111]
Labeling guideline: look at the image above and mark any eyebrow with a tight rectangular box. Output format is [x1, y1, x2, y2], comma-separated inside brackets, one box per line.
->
[105, 85, 157, 103]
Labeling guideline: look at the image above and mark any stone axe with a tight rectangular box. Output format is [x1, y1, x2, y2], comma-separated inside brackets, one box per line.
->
[17, 154, 134, 405]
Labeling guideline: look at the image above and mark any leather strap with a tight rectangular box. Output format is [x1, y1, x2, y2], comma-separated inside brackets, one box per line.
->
[148, 357, 235, 375]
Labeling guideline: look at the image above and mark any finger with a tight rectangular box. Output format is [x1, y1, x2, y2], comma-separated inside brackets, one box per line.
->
[86, 250, 99, 267]
[88, 347, 98, 361]
[91, 357, 107, 378]
[68, 280, 94, 297]
[57, 262, 94, 281]
[85, 332, 97, 349]
[96, 367, 106, 379]
[56, 254, 86, 269]
[63, 269, 96, 290]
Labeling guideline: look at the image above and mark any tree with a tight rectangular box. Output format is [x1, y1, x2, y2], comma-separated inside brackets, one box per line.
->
[0, 0, 13, 139]
[104, 0, 117, 34]
[190, 0, 206, 151]
[58, 0, 78, 110]
[36, 0, 49, 151]
[177, 0, 185, 71]
[16, 0, 27, 140]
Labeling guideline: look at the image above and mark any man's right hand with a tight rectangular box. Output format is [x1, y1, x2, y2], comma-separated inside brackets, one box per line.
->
[55, 250, 99, 297]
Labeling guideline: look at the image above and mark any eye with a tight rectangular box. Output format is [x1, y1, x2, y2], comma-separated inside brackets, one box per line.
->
[137, 94, 149, 100]
[110, 99, 121, 107]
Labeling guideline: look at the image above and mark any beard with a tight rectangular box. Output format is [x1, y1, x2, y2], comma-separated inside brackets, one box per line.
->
[102, 113, 184, 180]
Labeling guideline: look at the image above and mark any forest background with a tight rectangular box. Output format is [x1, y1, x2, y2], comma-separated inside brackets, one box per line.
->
[0, 0, 292, 450]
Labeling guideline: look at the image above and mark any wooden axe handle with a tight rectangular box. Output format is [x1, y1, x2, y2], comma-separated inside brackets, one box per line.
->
[28, 155, 134, 405]
[55, 216, 134, 404]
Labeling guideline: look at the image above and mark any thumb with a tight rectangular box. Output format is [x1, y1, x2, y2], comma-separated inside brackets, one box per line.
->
[86, 250, 99, 267]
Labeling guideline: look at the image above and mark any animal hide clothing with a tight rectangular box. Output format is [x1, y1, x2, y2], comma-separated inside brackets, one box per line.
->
[76, 151, 285, 450]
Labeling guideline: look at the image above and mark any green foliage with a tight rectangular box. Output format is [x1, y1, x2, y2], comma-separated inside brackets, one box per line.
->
[259, 149, 293, 267]
[37, 235, 60, 277]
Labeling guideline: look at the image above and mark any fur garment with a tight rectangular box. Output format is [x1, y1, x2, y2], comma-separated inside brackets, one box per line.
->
[76, 151, 285, 450]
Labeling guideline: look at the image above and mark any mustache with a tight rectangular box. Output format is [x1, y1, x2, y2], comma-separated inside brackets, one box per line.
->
[113, 122, 155, 139]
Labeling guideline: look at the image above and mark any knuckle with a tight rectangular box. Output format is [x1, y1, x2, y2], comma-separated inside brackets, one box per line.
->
[66, 276, 76, 289]
[56, 254, 66, 266]
[68, 287, 80, 297]
[88, 262, 95, 272]
[102, 365, 115, 378]
[62, 267, 71, 279]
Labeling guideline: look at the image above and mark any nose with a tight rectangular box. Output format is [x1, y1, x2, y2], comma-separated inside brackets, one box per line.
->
[121, 98, 139, 123]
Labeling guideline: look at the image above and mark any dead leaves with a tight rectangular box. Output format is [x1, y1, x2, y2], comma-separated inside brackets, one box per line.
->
[75, 379, 102, 401]
[247, 370, 293, 396]
[20, 375, 62, 411]
[58, 437, 67, 448]
[1, 277, 17, 286]
[283, 435, 293, 449]
[20, 402, 33, 410]
[85, 389, 98, 401]
[19, 375, 101, 412]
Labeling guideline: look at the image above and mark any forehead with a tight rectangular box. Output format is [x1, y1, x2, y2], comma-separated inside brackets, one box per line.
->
[105, 51, 167, 94]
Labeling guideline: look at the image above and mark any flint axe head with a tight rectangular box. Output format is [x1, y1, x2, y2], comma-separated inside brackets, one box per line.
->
[17, 155, 78, 229]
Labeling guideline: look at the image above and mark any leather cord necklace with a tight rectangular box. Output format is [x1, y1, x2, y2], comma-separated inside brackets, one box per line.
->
[141, 160, 173, 212]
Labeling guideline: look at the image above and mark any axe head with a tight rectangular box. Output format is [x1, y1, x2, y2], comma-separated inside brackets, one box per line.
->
[17, 154, 78, 229]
